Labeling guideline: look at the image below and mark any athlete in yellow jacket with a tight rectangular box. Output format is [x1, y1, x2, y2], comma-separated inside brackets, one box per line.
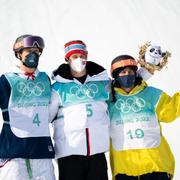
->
[109, 55, 180, 180]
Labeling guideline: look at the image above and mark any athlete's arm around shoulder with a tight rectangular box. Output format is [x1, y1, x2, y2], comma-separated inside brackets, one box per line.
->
[156, 91, 180, 122]
[49, 82, 62, 123]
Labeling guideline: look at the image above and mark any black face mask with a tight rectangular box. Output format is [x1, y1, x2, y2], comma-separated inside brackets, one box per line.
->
[116, 74, 136, 88]
[23, 52, 39, 68]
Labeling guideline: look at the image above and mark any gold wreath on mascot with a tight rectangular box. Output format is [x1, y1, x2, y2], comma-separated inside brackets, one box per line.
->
[138, 41, 171, 74]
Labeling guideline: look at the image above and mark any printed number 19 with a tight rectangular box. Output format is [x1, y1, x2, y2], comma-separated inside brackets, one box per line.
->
[127, 128, 144, 139]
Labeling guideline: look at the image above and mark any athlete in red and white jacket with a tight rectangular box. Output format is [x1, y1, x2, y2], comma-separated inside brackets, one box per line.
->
[49, 40, 110, 180]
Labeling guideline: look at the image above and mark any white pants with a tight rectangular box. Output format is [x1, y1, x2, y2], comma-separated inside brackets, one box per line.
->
[0, 158, 55, 180]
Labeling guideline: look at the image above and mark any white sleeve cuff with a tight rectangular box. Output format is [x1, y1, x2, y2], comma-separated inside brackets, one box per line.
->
[137, 67, 153, 81]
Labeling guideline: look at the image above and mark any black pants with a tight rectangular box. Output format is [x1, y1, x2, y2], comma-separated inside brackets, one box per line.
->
[58, 153, 108, 180]
[115, 172, 172, 180]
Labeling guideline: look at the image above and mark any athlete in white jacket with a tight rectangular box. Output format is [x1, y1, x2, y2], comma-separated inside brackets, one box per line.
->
[49, 40, 110, 180]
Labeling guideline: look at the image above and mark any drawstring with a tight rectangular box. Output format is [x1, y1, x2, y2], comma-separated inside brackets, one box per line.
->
[25, 159, 33, 179]
[25, 72, 35, 80]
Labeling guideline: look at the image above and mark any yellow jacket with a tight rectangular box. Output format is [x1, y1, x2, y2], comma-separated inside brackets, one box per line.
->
[109, 81, 180, 179]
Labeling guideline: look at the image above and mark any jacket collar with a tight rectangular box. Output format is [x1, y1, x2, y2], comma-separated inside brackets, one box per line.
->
[52, 61, 109, 84]
[114, 81, 148, 95]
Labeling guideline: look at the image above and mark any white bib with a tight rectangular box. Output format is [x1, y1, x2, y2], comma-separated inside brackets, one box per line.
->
[111, 115, 160, 150]
[5, 72, 51, 138]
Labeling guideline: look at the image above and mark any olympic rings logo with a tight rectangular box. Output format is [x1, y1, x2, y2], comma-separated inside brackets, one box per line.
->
[17, 82, 45, 97]
[115, 97, 146, 113]
[69, 84, 98, 99]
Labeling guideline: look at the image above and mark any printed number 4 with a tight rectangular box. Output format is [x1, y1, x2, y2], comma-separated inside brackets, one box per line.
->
[127, 129, 144, 139]
[33, 114, 41, 126]
[86, 104, 93, 117]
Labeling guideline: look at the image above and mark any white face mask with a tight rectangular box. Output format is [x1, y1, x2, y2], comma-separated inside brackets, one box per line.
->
[70, 57, 86, 72]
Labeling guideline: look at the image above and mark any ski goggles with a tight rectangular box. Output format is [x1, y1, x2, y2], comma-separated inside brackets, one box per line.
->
[111, 59, 138, 73]
[13, 36, 45, 51]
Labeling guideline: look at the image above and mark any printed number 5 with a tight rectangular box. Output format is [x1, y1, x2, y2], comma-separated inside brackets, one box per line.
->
[33, 114, 41, 126]
[86, 104, 93, 117]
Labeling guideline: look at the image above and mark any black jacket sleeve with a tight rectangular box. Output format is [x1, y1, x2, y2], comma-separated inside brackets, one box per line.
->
[0, 75, 11, 110]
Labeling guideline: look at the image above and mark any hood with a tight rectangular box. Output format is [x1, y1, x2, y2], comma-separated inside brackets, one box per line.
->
[52, 61, 109, 83]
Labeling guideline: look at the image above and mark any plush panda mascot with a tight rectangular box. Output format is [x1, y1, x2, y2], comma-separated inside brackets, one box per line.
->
[138, 42, 171, 74]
